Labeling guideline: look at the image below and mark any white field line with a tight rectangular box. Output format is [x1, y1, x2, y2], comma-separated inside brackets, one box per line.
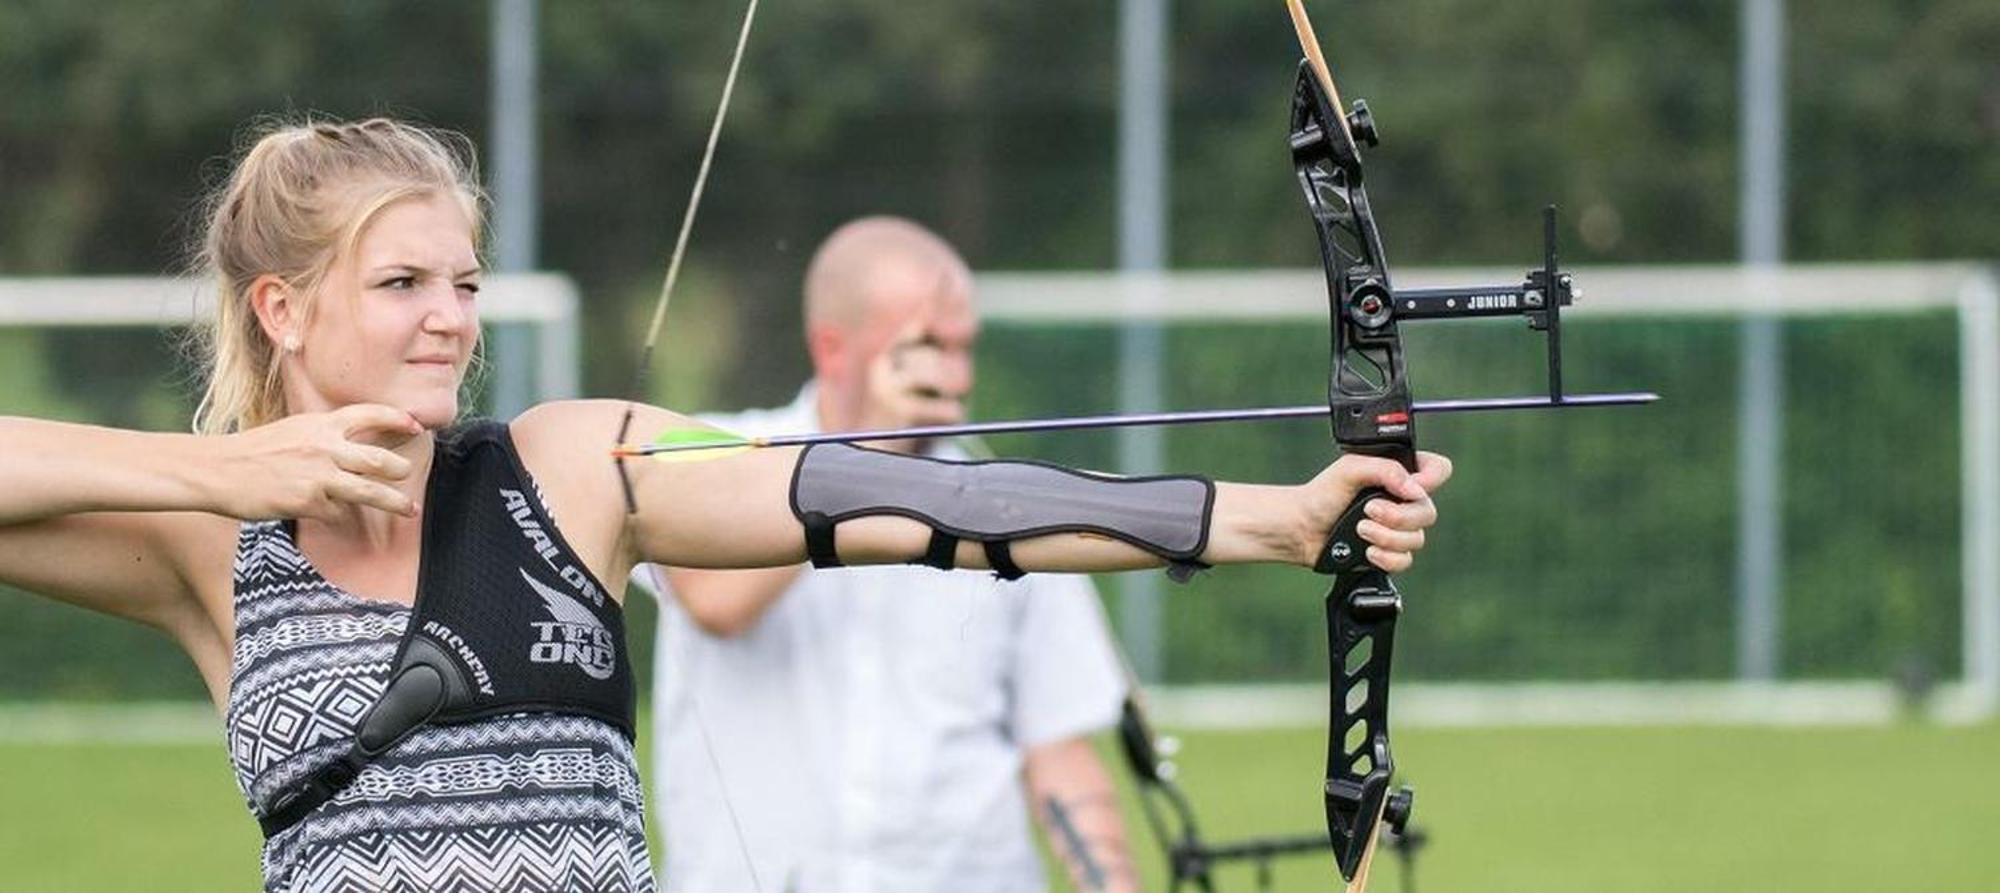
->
[0, 701, 219, 745]
[4, 681, 1985, 746]
[1146, 680, 1990, 730]
[0, 273, 577, 326]
[973, 263, 1987, 322]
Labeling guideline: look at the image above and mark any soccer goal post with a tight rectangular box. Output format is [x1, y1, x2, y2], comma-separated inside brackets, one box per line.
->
[973, 262, 1999, 727]
[0, 273, 580, 404]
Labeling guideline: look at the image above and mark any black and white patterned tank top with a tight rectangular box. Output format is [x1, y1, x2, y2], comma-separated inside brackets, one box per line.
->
[225, 518, 655, 892]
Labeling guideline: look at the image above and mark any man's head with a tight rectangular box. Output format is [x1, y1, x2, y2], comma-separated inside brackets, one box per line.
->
[802, 217, 979, 439]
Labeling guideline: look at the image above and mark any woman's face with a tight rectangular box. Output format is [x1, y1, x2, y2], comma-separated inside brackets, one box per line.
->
[294, 193, 481, 429]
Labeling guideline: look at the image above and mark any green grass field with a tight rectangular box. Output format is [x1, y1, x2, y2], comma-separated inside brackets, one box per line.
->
[3, 722, 1996, 891]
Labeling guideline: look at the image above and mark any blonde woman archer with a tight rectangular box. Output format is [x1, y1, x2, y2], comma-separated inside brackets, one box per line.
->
[0, 117, 1450, 892]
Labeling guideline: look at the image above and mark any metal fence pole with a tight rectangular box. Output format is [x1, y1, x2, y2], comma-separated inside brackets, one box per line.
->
[1117, 0, 1169, 683]
[489, 0, 542, 414]
[1960, 271, 2000, 719]
[1735, 0, 1786, 682]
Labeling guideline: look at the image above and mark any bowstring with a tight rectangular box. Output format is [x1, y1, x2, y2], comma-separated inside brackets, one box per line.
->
[644, 564, 768, 892]
[639, 0, 762, 377]
[620, 1, 768, 890]
[617, 0, 765, 504]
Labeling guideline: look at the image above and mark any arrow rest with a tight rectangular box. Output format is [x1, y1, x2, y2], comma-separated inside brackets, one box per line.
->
[1346, 100, 1380, 148]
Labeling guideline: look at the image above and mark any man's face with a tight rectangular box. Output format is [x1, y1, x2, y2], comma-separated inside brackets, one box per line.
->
[846, 258, 980, 432]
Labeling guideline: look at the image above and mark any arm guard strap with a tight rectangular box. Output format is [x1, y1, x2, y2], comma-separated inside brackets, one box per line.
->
[791, 443, 1213, 581]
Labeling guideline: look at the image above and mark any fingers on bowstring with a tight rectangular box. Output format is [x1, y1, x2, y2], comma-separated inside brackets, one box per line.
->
[332, 442, 415, 482]
[324, 472, 419, 518]
[336, 403, 422, 440]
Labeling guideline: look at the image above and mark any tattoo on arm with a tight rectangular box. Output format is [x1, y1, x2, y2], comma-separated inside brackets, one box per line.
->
[1044, 796, 1107, 891]
[1043, 795, 1139, 892]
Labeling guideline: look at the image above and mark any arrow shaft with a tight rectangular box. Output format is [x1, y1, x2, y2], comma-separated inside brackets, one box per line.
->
[625, 392, 1658, 455]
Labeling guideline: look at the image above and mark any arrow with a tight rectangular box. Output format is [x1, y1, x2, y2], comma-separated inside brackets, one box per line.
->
[614, 391, 1658, 457]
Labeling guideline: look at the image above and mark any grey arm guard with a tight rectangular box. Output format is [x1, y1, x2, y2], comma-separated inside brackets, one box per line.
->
[790, 443, 1215, 581]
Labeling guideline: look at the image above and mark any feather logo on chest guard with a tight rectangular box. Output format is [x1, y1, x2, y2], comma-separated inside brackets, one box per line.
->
[519, 568, 617, 680]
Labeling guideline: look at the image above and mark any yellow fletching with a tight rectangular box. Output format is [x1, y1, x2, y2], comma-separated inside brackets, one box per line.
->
[640, 427, 754, 463]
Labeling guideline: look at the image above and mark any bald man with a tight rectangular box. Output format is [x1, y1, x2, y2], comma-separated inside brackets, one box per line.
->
[642, 218, 1136, 892]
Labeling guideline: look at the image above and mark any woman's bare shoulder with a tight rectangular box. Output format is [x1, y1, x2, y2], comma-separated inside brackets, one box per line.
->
[508, 399, 709, 464]
[508, 399, 703, 442]
[504, 400, 706, 594]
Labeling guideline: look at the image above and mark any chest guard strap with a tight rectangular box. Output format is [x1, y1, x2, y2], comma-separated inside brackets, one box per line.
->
[259, 421, 635, 838]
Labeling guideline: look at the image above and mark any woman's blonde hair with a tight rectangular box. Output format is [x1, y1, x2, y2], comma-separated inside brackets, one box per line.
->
[189, 117, 486, 434]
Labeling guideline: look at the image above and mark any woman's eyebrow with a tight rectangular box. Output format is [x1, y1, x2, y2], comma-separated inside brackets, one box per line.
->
[365, 263, 483, 279]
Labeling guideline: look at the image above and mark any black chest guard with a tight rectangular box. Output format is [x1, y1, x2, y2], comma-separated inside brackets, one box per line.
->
[259, 420, 635, 838]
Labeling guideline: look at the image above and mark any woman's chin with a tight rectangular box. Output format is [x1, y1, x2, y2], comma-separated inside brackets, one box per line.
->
[404, 396, 461, 430]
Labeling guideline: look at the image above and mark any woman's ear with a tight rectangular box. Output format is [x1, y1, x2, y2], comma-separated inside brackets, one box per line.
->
[248, 274, 300, 354]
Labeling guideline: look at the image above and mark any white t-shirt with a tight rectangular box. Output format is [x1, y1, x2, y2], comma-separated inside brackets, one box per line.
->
[644, 385, 1128, 893]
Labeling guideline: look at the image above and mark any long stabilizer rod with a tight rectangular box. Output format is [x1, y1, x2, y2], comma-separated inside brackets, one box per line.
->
[615, 391, 1659, 456]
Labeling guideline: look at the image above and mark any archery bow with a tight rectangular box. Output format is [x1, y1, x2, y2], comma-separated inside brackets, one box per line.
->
[1283, 1, 1630, 888]
[1282, 3, 1408, 888]
[611, 3, 1651, 891]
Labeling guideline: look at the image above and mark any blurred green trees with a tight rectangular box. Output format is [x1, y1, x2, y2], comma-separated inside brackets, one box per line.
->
[0, 0, 1992, 696]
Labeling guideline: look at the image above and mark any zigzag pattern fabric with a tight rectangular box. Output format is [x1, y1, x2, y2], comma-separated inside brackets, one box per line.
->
[227, 520, 655, 892]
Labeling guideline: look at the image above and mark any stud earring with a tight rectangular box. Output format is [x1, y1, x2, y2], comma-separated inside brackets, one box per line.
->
[282, 334, 300, 354]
